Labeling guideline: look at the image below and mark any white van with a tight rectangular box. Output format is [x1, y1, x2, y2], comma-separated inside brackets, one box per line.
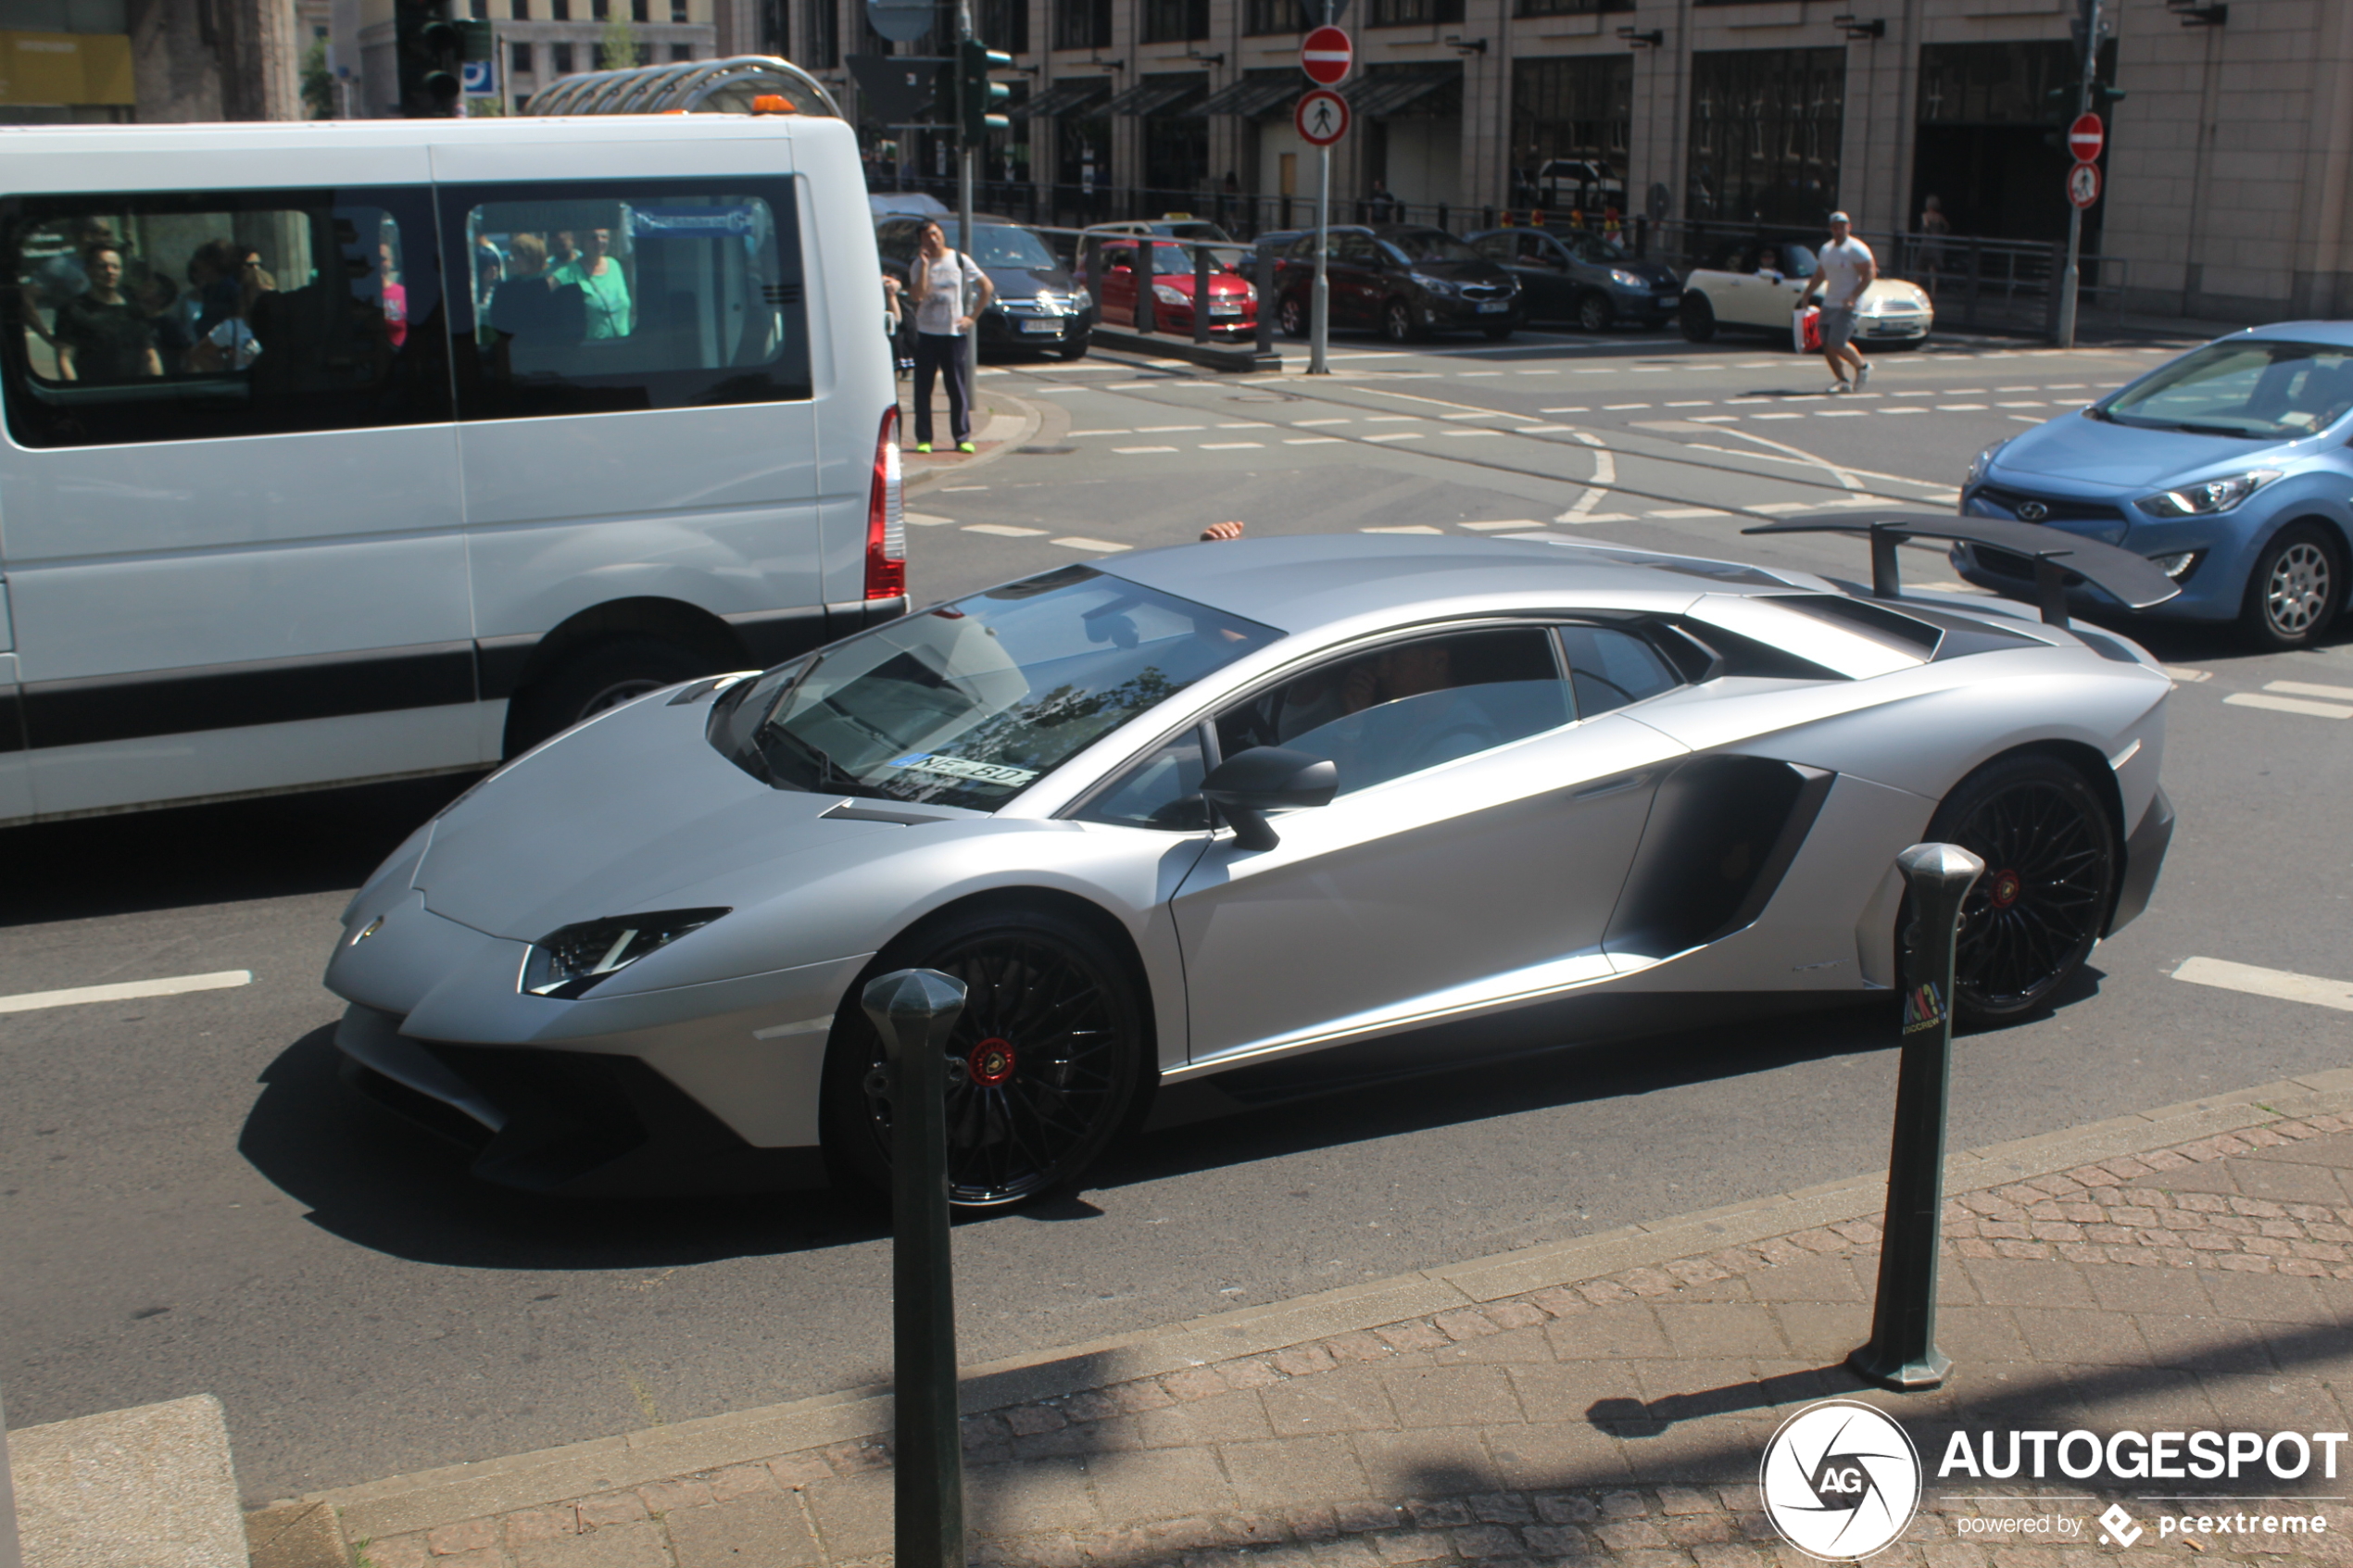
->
[0, 111, 902, 828]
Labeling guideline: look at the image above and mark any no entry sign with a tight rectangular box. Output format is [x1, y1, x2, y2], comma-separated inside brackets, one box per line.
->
[2067, 159, 2101, 209]
[1302, 26, 1352, 86]
[1296, 87, 1349, 146]
[2069, 112, 2105, 163]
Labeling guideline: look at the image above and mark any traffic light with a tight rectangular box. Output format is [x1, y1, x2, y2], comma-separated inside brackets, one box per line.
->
[395, 0, 463, 117]
[957, 39, 1011, 144]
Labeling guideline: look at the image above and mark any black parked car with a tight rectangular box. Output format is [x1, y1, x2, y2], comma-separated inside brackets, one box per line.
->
[1271, 225, 1522, 343]
[875, 213, 1095, 359]
[1466, 227, 1682, 332]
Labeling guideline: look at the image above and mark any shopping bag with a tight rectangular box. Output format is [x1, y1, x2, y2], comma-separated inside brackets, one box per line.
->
[1792, 304, 1821, 354]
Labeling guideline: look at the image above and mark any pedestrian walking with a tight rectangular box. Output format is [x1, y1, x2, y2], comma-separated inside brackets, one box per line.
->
[908, 221, 993, 454]
[1799, 209, 1875, 394]
[1367, 180, 1400, 222]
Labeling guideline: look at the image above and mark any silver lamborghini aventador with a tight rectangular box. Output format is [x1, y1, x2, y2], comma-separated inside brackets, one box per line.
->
[325, 520, 2178, 1209]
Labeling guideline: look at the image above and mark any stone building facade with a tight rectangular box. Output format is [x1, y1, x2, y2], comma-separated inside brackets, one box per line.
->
[345, 0, 725, 118]
[774, 0, 2352, 323]
[0, 0, 300, 124]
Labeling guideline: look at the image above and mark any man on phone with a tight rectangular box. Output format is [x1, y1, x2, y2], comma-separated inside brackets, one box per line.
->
[909, 220, 995, 455]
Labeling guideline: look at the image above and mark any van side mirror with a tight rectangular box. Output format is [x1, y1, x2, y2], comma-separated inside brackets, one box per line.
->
[1200, 746, 1338, 851]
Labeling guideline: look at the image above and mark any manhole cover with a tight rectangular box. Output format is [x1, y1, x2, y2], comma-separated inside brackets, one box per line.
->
[1017, 445, 1076, 455]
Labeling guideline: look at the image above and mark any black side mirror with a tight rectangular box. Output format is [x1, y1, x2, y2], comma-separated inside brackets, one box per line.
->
[1200, 746, 1339, 852]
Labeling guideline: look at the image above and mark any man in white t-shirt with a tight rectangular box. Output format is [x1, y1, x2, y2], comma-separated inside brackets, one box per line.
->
[1800, 210, 1876, 394]
[908, 220, 995, 454]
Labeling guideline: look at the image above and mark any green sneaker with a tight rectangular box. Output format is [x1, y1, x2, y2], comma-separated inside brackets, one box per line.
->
[914, 441, 932, 453]
[957, 441, 977, 454]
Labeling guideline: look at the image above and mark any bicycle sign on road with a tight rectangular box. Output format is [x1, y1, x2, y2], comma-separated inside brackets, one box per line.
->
[1296, 88, 1349, 146]
[1302, 27, 1352, 86]
[2067, 159, 2101, 209]
[2069, 112, 2105, 164]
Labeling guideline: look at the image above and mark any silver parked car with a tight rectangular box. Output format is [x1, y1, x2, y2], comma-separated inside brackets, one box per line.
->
[326, 527, 2175, 1208]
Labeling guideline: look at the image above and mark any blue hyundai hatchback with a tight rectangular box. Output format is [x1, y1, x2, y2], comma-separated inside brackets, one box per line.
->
[1955, 323, 2353, 648]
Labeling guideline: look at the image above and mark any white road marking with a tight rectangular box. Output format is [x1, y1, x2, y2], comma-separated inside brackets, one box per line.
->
[939, 484, 988, 492]
[1996, 401, 2046, 408]
[1518, 423, 1578, 433]
[2173, 957, 2353, 1012]
[1363, 432, 1426, 441]
[1363, 524, 1446, 534]
[1881, 408, 1929, 416]
[1602, 403, 1652, 409]
[1440, 429, 1503, 437]
[1293, 418, 1352, 425]
[1459, 520, 1543, 530]
[2224, 692, 2353, 719]
[1552, 512, 1635, 524]
[902, 511, 958, 527]
[1750, 501, 1818, 513]
[1995, 385, 2037, 392]
[1646, 507, 1732, 518]
[1893, 390, 1933, 397]
[1052, 536, 1129, 552]
[1031, 385, 1088, 394]
[1666, 400, 1712, 408]
[1113, 445, 1178, 455]
[1752, 412, 1805, 420]
[1815, 409, 1871, 417]
[1218, 421, 1276, 428]
[1135, 424, 1204, 432]
[1202, 442, 1264, 449]
[1365, 414, 1421, 421]
[1570, 369, 1616, 375]
[1539, 407, 1592, 413]
[1691, 416, 1739, 423]
[1515, 369, 1555, 374]
[1458, 370, 1503, 377]
[1937, 404, 1989, 411]
[2008, 416, 2042, 424]
[1284, 436, 1344, 445]
[2161, 666, 2211, 683]
[1068, 429, 1131, 436]
[2266, 680, 2353, 701]
[963, 523, 1045, 537]
[0, 970, 252, 1016]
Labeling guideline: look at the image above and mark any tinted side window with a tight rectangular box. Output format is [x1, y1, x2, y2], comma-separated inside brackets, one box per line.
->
[1076, 727, 1211, 831]
[442, 179, 812, 420]
[2, 186, 447, 449]
[1472, 233, 1512, 262]
[1556, 624, 1681, 716]
[1216, 628, 1568, 797]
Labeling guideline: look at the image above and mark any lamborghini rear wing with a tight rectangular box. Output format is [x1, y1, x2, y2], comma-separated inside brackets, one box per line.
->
[1743, 511, 2181, 631]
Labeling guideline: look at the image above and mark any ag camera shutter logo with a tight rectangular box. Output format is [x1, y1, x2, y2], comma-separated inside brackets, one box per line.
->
[1761, 1399, 1923, 1560]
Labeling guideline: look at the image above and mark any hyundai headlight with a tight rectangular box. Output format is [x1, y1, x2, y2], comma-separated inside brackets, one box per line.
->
[1966, 438, 2011, 488]
[1608, 269, 1644, 290]
[2136, 470, 2282, 517]
[522, 908, 729, 998]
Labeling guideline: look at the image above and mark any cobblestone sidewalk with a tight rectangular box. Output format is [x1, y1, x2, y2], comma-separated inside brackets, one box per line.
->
[272, 1083, 2353, 1568]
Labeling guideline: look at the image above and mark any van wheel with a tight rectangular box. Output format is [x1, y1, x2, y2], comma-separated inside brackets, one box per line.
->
[505, 634, 711, 757]
[1679, 294, 1717, 343]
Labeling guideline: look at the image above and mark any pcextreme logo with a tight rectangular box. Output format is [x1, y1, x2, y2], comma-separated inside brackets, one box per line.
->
[1760, 1399, 1924, 1561]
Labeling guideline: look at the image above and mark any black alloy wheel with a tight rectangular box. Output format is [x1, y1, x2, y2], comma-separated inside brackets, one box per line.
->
[1918, 753, 2116, 1027]
[1577, 291, 1615, 333]
[1679, 293, 1717, 343]
[2239, 521, 2345, 651]
[1278, 293, 1307, 339]
[1381, 297, 1418, 343]
[822, 907, 1146, 1210]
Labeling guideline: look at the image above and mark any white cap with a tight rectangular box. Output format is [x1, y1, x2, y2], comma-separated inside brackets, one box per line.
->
[1828, 210, 1851, 225]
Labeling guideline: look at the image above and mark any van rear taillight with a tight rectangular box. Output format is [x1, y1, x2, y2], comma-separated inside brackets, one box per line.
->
[866, 406, 906, 600]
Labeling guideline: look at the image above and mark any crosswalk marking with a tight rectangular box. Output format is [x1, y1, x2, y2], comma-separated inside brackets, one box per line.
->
[2173, 957, 2353, 1012]
[963, 523, 1044, 537]
[0, 970, 252, 1016]
[2266, 680, 2353, 701]
[1052, 536, 1128, 552]
[2224, 692, 2353, 719]
[1283, 436, 1344, 445]
[1201, 442, 1264, 449]
[1112, 445, 1177, 455]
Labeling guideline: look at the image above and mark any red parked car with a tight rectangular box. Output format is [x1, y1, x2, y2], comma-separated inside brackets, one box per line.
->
[1094, 238, 1258, 338]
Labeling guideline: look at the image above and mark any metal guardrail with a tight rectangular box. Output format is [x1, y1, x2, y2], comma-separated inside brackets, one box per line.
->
[885, 179, 2129, 341]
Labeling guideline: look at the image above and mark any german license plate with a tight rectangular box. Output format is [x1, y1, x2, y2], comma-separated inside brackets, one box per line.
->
[1018, 319, 1060, 333]
[1476, 301, 1508, 314]
[1210, 303, 1241, 317]
[1655, 293, 1680, 305]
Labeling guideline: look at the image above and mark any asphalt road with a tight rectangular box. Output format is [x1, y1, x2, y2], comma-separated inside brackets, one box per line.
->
[6, 324, 2352, 1507]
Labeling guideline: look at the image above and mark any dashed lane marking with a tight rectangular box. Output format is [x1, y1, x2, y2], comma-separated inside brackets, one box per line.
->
[1052, 536, 1129, 552]
[2264, 680, 2353, 701]
[1293, 418, 1352, 425]
[1363, 432, 1427, 441]
[1440, 430, 1504, 437]
[2162, 666, 2212, 683]
[1134, 424, 1204, 432]
[902, 511, 958, 527]
[2224, 692, 2353, 719]
[1458, 520, 1544, 530]
[1112, 446, 1177, 455]
[1362, 524, 1446, 534]
[1219, 421, 1275, 428]
[1201, 442, 1265, 449]
[1068, 429, 1131, 436]
[1518, 424, 1578, 433]
[0, 970, 252, 1016]
[1284, 437, 1344, 445]
[1937, 404, 1988, 411]
[1539, 407, 1592, 413]
[2173, 957, 2353, 1012]
[963, 524, 1045, 537]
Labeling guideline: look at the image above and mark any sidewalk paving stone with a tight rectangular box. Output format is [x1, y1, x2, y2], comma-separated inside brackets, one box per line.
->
[302, 1092, 2353, 1568]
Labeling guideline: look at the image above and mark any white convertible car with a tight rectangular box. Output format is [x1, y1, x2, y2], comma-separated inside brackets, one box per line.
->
[1679, 237, 1932, 347]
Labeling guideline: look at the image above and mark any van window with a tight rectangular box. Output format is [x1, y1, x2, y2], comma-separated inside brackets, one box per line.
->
[443, 179, 812, 420]
[1, 188, 447, 449]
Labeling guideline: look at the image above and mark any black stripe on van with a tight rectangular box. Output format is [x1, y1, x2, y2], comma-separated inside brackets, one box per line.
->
[0, 690, 23, 754]
[21, 643, 477, 750]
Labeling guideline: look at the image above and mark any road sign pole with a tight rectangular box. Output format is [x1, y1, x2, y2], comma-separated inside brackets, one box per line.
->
[956, 0, 979, 404]
[1310, 144, 1330, 374]
[2055, 0, 2101, 348]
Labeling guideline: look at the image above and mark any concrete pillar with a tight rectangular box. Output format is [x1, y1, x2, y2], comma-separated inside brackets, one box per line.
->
[127, 0, 302, 122]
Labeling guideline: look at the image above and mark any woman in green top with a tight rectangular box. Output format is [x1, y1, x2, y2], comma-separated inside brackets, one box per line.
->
[560, 226, 632, 340]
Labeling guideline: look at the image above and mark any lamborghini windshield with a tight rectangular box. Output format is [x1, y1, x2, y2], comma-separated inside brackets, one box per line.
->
[710, 566, 1279, 809]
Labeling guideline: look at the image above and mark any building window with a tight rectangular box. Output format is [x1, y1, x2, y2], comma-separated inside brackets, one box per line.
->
[672, 43, 693, 59]
[633, 0, 649, 17]
[512, 0, 530, 15]
[470, 0, 489, 17]
[1054, 0, 1111, 49]
[552, 40, 576, 71]
[1142, 0, 1207, 42]
[1516, 0, 1629, 14]
[673, 1, 689, 19]
[551, 0, 571, 18]
[802, 0, 839, 65]
[1365, 0, 1460, 27]
[1687, 47, 1844, 226]
[1510, 56, 1631, 207]
[511, 40, 535, 71]
[1243, 0, 1302, 33]
[980, 0, 1028, 54]
[593, 0, 610, 17]
[515, 93, 532, 111]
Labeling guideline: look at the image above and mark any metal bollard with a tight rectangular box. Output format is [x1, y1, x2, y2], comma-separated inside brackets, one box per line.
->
[1848, 842, 1984, 1391]
[1194, 242, 1212, 347]
[862, 967, 972, 1568]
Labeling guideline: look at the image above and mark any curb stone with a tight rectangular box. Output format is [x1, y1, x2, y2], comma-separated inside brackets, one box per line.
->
[274, 1065, 2353, 1554]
